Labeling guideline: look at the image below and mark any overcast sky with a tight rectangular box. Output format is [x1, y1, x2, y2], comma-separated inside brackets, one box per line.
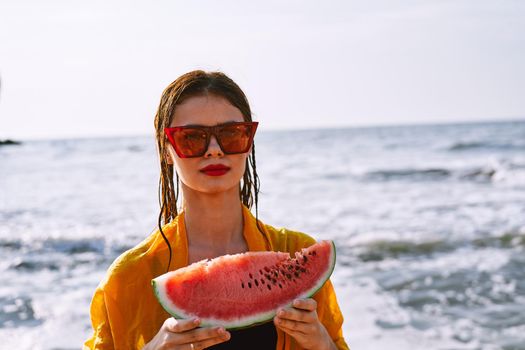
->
[1, 0, 524, 140]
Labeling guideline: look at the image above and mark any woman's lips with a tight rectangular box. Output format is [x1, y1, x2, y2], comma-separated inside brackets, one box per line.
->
[200, 164, 231, 176]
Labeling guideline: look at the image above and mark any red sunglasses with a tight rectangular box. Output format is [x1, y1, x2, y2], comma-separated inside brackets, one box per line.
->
[164, 121, 258, 158]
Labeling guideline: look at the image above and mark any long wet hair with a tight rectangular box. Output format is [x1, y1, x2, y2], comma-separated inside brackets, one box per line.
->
[153, 70, 267, 271]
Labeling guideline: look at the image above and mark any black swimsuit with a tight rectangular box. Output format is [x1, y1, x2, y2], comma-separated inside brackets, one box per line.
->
[207, 321, 277, 350]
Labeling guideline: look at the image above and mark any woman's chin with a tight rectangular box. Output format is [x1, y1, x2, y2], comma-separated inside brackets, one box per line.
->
[182, 180, 240, 197]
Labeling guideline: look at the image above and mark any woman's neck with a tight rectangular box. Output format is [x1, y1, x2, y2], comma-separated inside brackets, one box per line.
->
[181, 184, 246, 257]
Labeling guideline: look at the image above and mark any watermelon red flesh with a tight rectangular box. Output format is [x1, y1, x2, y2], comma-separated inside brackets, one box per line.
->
[152, 240, 336, 329]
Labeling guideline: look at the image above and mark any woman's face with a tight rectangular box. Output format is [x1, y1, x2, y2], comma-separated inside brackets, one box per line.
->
[166, 94, 250, 195]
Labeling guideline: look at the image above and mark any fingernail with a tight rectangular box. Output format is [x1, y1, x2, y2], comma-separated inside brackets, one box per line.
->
[217, 327, 224, 334]
[278, 310, 284, 317]
[193, 318, 200, 324]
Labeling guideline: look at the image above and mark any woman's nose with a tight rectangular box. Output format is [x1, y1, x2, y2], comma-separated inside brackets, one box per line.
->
[205, 135, 224, 157]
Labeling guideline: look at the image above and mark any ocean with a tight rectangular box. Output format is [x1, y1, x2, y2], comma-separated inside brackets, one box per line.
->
[1, 120, 524, 349]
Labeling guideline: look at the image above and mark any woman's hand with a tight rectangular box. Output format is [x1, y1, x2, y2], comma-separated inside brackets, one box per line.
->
[274, 298, 337, 350]
[143, 317, 230, 350]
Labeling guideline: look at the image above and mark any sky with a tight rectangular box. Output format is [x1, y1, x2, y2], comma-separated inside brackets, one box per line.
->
[0, 0, 524, 140]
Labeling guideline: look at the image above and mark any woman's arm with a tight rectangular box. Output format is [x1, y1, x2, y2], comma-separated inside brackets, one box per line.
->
[83, 288, 114, 350]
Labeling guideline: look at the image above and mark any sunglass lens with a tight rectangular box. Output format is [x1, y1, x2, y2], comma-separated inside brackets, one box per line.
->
[217, 124, 253, 154]
[174, 128, 208, 157]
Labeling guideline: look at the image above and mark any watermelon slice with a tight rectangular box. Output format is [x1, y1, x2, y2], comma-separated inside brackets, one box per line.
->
[151, 240, 336, 329]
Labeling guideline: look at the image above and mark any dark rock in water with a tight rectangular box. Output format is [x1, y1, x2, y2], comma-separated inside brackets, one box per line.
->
[375, 318, 407, 329]
[0, 240, 22, 250]
[448, 141, 486, 151]
[460, 167, 496, 181]
[11, 259, 60, 271]
[0, 139, 22, 146]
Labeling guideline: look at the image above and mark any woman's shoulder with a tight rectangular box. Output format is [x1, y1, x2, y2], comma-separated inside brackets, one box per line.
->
[98, 223, 178, 292]
[261, 221, 318, 253]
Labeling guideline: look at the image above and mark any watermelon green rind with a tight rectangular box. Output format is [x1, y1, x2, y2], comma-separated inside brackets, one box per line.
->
[151, 279, 184, 320]
[151, 240, 336, 330]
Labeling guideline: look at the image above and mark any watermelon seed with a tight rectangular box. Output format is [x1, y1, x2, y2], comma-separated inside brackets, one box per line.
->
[286, 273, 292, 280]
[294, 272, 299, 278]
[261, 279, 265, 284]
[241, 282, 244, 289]
[249, 273, 253, 279]
[303, 256, 308, 263]
[259, 269, 263, 275]
[248, 282, 252, 288]
[267, 284, 271, 290]
[312, 251, 317, 256]
[279, 284, 282, 288]
[264, 266, 270, 272]
[255, 279, 259, 287]
[300, 268, 306, 273]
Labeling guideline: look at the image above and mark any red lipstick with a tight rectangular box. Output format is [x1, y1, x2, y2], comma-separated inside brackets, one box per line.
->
[200, 164, 230, 176]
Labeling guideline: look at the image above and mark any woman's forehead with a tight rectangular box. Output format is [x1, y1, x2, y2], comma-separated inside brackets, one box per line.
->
[171, 94, 244, 127]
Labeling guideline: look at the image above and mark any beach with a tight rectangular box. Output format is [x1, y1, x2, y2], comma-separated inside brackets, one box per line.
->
[1, 120, 524, 349]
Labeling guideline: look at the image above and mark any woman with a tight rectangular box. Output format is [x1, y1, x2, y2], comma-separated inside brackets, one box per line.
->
[84, 71, 349, 350]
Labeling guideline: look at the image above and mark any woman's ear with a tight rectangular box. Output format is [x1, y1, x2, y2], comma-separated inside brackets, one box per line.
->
[165, 148, 174, 165]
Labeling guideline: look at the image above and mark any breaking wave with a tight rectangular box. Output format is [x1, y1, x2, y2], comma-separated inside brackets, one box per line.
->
[363, 166, 501, 182]
[365, 168, 451, 181]
[349, 230, 525, 262]
[447, 141, 525, 152]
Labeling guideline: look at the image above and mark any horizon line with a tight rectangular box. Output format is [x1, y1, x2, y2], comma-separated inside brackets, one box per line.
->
[2, 116, 524, 142]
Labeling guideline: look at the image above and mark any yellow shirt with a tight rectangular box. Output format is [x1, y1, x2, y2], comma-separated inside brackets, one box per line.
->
[84, 206, 349, 350]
